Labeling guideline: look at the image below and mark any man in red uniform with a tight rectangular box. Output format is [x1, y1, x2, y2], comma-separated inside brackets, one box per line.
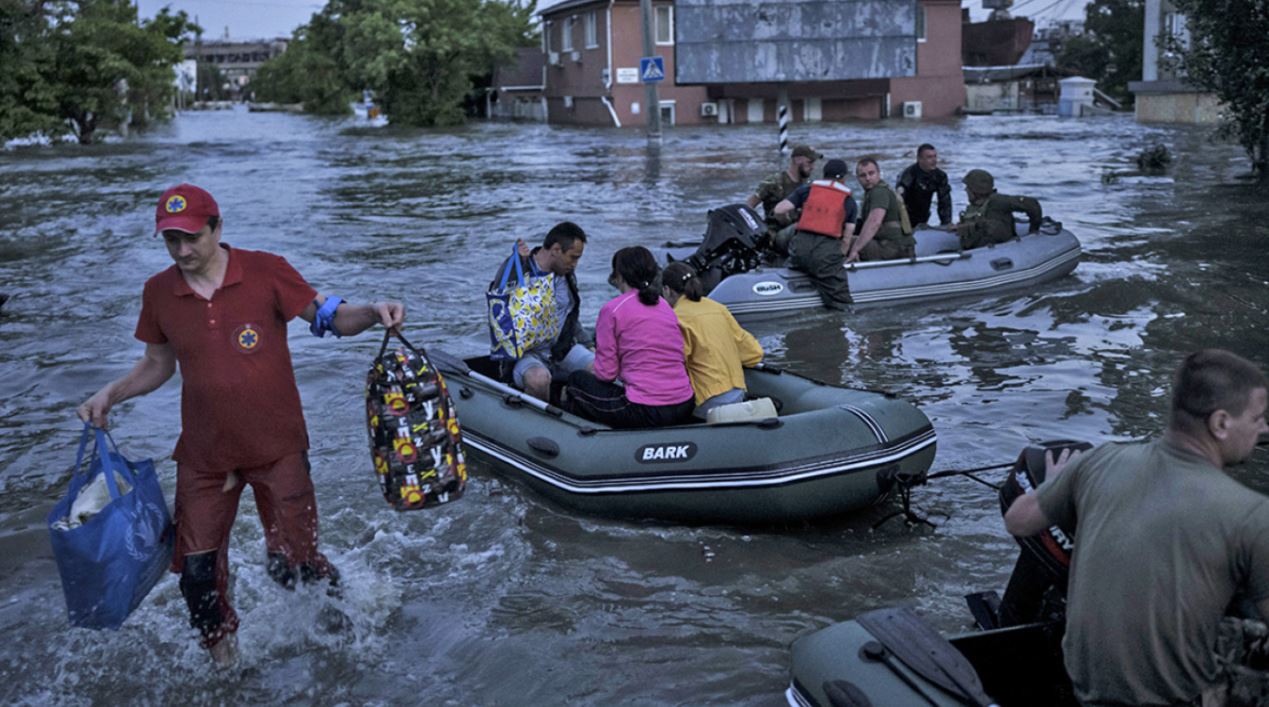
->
[773, 158, 858, 308]
[78, 184, 405, 667]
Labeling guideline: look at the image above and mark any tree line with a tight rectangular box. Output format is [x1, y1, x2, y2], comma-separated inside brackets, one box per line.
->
[251, 0, 537, 127]
[1, 0, 196, 144]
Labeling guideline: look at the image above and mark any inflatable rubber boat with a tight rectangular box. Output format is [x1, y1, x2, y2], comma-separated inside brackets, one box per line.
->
[669, 205, 1081, 319]
[786, 606, 1074, 707]
[430, 351, 936, 524]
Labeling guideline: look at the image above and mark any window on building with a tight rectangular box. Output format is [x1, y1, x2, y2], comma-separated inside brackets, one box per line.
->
[916, 5, 927, 42]
[562, 16, 574, 52]
[542, 23, 549, 52]
[585, 11, 598, 48]
[655, 5, 673, 45]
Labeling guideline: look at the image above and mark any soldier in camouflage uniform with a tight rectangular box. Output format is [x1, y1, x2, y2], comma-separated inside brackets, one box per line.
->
[956, 169, 1043, 250]
[746, 144, 821, 254]
[847, 158, 916, 263]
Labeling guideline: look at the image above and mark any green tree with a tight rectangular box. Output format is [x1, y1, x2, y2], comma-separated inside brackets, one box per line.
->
[1057, 0, 1143, 105]
[251, 16, 351, 114]
[254, 0, 534, 126]
[1165, 0, 1269, 181]
[0, 1, 62, 141]
[38, 0, 197, 144]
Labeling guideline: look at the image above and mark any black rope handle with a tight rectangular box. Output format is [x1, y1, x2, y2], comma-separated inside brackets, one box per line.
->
[377, 327, 426, 361]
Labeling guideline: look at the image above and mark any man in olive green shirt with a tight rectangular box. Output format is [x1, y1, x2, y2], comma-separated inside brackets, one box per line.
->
[847, 158, 915, 262]
[956, 169, 1043, 250]
[746, 144, 821, 253]
[1005, 349, 1269, 706]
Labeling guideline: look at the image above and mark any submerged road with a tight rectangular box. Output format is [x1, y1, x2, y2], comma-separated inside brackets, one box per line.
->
[1, 109, 1267, 703]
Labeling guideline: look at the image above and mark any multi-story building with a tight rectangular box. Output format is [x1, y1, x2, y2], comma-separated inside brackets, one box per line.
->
[1127, 0, 1218, 124]
[512, 0, 964, 127]
[184, 38, 289, 89]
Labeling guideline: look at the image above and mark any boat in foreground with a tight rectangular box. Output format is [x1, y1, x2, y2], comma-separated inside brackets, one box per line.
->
[787, 606, 1075, 707]
[431, 351, 936, 524]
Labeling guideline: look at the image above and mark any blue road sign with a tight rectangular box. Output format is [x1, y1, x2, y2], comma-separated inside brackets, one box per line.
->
[639, 56, 665, 83]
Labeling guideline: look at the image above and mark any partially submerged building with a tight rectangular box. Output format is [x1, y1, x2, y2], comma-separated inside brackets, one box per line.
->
[494, 0, 965, 127]
[1127, 0, 1218, 124]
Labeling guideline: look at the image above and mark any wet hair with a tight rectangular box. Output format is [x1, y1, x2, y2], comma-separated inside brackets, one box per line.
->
[856, 157, 880, 171]
[1170, 349, 1267, 433]
[611, 246, 661, 306]
[662, 261, 704, 302]
[917, 143, 936, 156]
[544, 221, 587, 252]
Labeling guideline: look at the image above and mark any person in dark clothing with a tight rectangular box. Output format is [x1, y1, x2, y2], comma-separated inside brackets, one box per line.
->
[956, 169, 1043, 250]
[895, 143, 953, 227]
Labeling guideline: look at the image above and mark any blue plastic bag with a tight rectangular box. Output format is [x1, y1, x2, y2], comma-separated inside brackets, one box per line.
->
[47, 424, 173, 629]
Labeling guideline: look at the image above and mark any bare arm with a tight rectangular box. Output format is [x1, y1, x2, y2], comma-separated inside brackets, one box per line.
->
[772, 198, 795, 217]
[77, 342, 177, 428]
[846, 207, 886, 262]
[298, 294, 406, 337]
[1004, 448, 1077, 536]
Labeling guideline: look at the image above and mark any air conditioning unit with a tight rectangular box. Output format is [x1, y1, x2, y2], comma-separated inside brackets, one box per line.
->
[902, 100, 923, 119]
[700, 102, 718, 117]
[548, 51, 561, 67]
[570, 50, 581, 63]
[563, 95, 574, 109]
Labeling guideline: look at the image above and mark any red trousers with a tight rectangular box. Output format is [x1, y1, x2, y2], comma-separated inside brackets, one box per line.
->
[172, 452, 336, 647]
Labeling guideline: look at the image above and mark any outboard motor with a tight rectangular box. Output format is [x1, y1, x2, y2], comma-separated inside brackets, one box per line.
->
[684, 204, 766, 293]
[967, 439, 1091, 630]
[992, 439, 1092, 627]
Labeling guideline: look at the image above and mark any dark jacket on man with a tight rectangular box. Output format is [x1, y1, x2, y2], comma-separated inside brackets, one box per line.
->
[896, 163, 953, 226]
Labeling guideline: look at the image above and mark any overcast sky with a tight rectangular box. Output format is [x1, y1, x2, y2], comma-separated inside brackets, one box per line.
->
[136, 0, 1088, 42]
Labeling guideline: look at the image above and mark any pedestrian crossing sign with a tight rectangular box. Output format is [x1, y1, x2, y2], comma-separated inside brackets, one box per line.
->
[639, 56, 665, 83]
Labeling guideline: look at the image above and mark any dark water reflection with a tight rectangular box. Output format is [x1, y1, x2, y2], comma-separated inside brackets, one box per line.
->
[2, 108, 1267, 704]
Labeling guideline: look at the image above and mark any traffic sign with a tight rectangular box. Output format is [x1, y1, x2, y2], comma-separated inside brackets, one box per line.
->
[639, 56, 665, 83]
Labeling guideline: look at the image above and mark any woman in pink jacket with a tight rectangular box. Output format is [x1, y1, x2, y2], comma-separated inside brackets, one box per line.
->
[566, 247, 695, 428]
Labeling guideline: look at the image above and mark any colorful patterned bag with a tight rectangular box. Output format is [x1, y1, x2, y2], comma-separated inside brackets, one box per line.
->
[487, 244, 561, 361]
[365, 330, 466, 510]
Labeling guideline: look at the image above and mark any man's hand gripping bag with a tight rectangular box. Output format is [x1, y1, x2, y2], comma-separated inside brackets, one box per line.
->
[366, 330, 467, 510]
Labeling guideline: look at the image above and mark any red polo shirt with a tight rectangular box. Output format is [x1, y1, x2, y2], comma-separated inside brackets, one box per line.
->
[135, 244, 316, 470]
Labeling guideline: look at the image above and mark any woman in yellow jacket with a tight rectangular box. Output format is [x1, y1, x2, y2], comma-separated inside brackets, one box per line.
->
[660, 262, 764, 419]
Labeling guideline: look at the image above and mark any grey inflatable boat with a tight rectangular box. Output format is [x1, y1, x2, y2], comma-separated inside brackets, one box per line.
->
[787, 606, 1073, 707]
[670, 205, 1081, 320]
[431, 351, 936, 524]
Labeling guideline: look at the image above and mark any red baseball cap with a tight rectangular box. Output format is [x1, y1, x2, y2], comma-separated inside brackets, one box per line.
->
[154, 183, 219, 234]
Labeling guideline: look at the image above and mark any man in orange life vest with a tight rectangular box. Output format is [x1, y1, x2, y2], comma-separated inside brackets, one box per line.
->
[773, 158, 858, 308]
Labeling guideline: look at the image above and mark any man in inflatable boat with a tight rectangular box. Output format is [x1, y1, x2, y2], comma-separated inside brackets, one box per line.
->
[956, 169, 1043, 250]
[78, 183, 405, 667]
[490, 222, 595, 402]
[1003, 349, 1269, 706]
[746, 143, 821, 254]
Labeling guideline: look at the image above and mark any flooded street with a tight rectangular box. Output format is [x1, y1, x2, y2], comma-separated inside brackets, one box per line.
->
[2, 109, 1268, 704]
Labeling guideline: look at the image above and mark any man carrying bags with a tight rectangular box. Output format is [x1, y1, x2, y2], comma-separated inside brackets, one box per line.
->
[78, 183, 404, 667]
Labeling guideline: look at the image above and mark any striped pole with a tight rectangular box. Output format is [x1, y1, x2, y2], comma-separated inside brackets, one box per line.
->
[777, 85, 791, 164]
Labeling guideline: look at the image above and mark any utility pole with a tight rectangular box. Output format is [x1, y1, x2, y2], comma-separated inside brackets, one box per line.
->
[639, 0, 661, 140]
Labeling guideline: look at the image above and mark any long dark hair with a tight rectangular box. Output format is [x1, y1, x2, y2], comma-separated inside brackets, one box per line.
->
[612, 246, 661, 306]
[661, 261, 704, 302]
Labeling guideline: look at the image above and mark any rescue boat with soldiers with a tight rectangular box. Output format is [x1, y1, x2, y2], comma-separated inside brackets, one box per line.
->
[670, 167, 1081, 319]
[429, 349, 936, 524]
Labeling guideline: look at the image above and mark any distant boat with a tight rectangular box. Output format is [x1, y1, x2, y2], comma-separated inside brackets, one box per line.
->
[963, 16, 1035, 67]
[352, 90, 388, 127]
